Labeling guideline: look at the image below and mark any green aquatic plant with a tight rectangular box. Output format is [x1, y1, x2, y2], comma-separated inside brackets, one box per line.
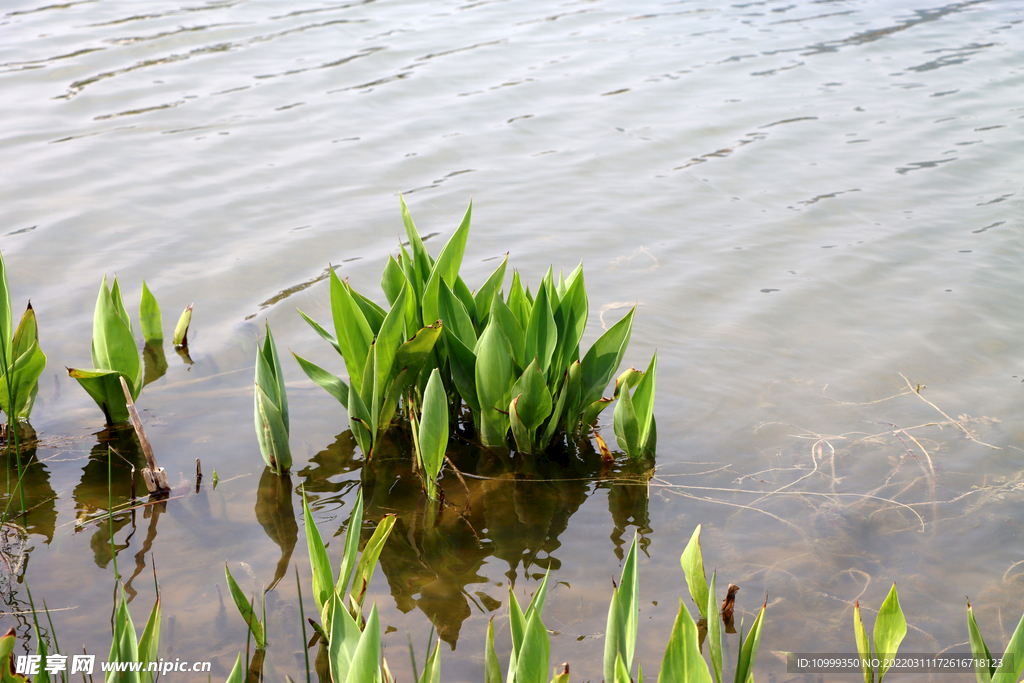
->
[0, 250, 46, 422]
[484, 569, 553, 683]
[302, 487, 396, 640]
[411, 368, 448, 500]
[296, 198, 656, 460]
[293, 270, 442, 459]
[68, 276, 187, 424]
[254, 322, 291, 474]
[852, 584, 906, 683]
[224, 564, 267, 651]
[966, 599, 1024, 683]
[604, 534, 640, 683]
[679, 525, 766, 683]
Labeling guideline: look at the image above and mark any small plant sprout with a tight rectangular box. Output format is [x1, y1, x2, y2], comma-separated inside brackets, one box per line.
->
[967, 598, 1024, 683]
[853, 584, 906, 683]
[254, 322, 291, 475]
[412, 368, 448, 500]
[0, 250, 46, 423]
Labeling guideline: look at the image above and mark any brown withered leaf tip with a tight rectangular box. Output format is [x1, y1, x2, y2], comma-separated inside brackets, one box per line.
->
[594, 431, 613, 461]
[721, 583, 739, 634]
[558, 663, 569, 675]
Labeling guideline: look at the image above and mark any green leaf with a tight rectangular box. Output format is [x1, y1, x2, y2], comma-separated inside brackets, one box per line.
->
[419, 638, 442, 683]
[707, 572, 723, 683]
[485, 618, 502, 683]
[394, 323, 443, 388]
[612, 383, 640, 458]
[474, 254, 508, 328]
[172, 303, 192, 347]
[510, 359, 552, 432]
[658, 600, 713, 683]
[329, 595, 365, 683]
[438, 281, 477, 350]
[225, 565, 266, 649]
[351, 514, 397, 608]
[139, 281, 163, 343]
[418, 369, 449, 498]
[524, 283, 557, 375]
[991, 606, 1024, 683]
[507, 271, 532, 330]
[967, 600, 994, 683]
[378, 368, 408, 433]
[453, 275, 478, 324]
[293, 352, 350, 409]
[138, 594, 162, 683]
[510, 397, 532, 455]
[873, 584, 906, 683]
[260, 322, 289, 431]
[348, 604, 382, 683]
[734, 601, 766, 683]
[552, 267, 587, 377]
[490, 294, 525, 370]
[444, 323, 480, 414]
[579, 306, 635, 408]
[67, 368, 132, 424]
[91, 275, 141, 398]
[400, 196, 434, 296]
[475, 324, 514, 448]
[373, 283, 412, 410]
[0, 250, 12, 373]
[421, 202, 472, 327]
[348, 382, 374, 457]
[632, 352, 657, 451]
[330, 268, 374, 395]
[381, 254, 410, 307]
[337, 488, 365, 602]
[681, 526, 709, 619]
[302, 490, 335, 622]
[854, 601, 873, 683]
[517, 609, 551, 683]
[351, 289, 387, 337]
[225, 654, 245, 683]
[0, 338, 45, 419]
[298, 308, 343, 357]
[255, 380, 291, 474]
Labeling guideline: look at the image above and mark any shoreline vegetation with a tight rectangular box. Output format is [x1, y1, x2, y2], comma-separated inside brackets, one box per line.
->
[0, 201, 1020, 681]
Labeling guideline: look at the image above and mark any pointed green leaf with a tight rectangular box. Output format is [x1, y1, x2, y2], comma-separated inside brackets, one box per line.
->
[225, 565, 266, 649]
[138, 594, 161, 683]
[510, 359, 552, 432]
[507, 271, 532, 330]
[329, 268, 373, 394]
[0, 250, 12, 372]
[172, 303, 192, 347]
[67, 368, 132, 424]
[421, 202, 472, 326]
[474, 255, 508, 328]
[293, 352, 350, 409]
[967, 600, 994, 683]
[991, 607, 1024, 683]
[873, 584, 906, 683]
[681, 526, 709, 619]
[139, 281, 163, 344]
[524, 284, 557, 375]
[438, 281, 477, 350]
[854, 601, 873, 683]
[302, 490, 335, 619]
[632, 352, 657, 448]
[419, 369, 448, 498]
[658, 600, 713, 683]
[485, 618, 502, 683]
[517, 610, 551, 683]
[613, 384, 640, 458]
[475, 324, 514, 448]
[490, 294, 525, 369]
[329, 595, 365, 683]
[255, 382, 291, 473]
[580, 306, 635, 408]
[708, 572, 723, 683]
[734, 601, 766, 683]
[351, 514, 396, 607]
[298, 308, 343, 357]
[225, 654, 245, 683]
[337, 487, 365, 602]
[381, 254, 409, 307]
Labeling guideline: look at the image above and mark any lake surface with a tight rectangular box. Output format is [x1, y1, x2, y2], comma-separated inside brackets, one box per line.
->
[1, 0, 1022, 680]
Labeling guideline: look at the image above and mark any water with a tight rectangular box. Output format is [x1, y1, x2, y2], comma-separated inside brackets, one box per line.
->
[1, 0, 1023, 679]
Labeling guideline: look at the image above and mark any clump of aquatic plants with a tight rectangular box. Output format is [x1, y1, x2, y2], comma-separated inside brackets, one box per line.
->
[0, 250, 46, 422]
[680, 525, 766, 683]
[68, 276, 192, 424]
[254, 322, 292, 474]
[296, 198, 656, 461]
